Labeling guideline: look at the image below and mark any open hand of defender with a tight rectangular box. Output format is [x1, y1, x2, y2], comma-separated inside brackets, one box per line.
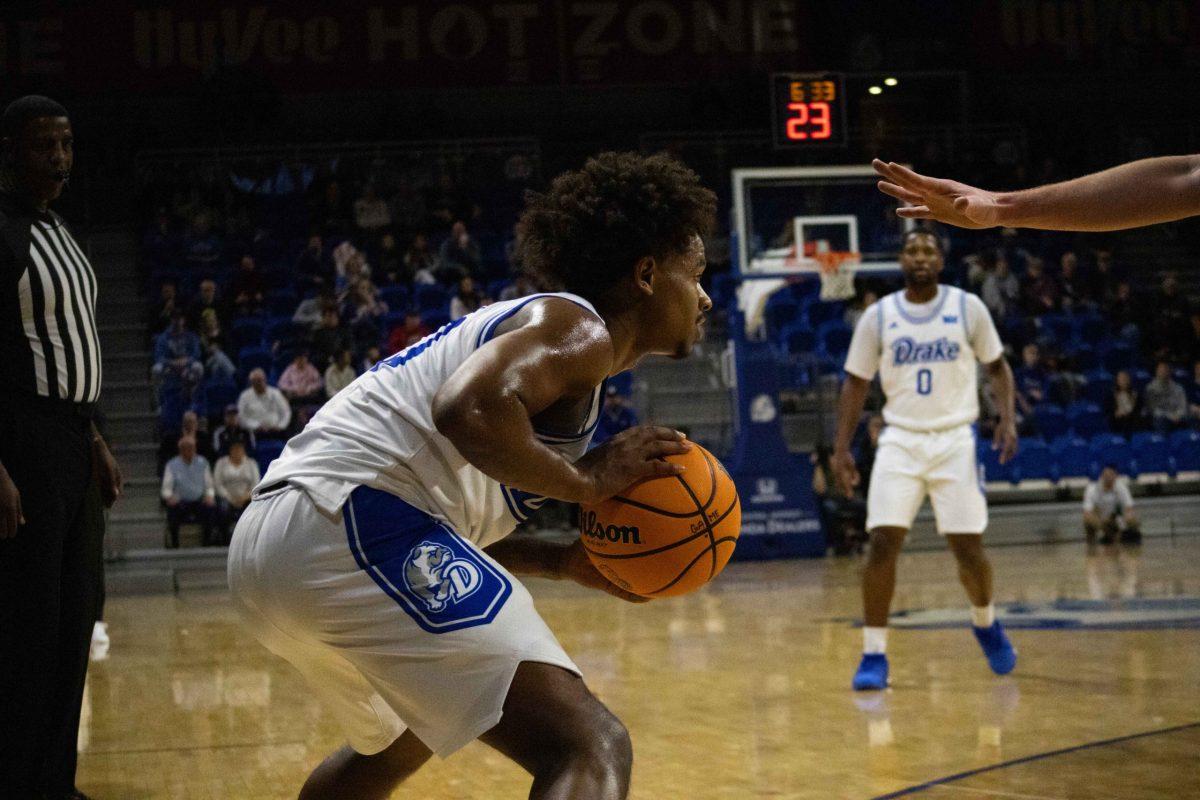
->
[574, 426, 691, 504]
[873, 159, 1001, 229]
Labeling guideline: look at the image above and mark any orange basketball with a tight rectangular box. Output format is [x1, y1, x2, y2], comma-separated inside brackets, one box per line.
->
[579, 443, 741, 598]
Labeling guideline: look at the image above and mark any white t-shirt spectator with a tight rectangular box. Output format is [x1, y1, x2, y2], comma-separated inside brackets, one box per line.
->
[214, 455, 261, 504]
[1083, 479, 1134, 520]
[324, 363, 357, 398]
[237, 385, 292, 431]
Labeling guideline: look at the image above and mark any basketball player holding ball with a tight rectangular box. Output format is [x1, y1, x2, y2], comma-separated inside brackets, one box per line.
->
[227, 152, 714, 800]
[832, 230, 1019, 691]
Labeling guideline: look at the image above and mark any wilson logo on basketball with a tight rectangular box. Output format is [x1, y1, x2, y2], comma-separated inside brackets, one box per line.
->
[580, 511, 642, 545]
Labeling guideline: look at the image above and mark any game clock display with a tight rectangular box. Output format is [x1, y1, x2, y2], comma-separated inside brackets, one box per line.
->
[771, 72, 847, 148]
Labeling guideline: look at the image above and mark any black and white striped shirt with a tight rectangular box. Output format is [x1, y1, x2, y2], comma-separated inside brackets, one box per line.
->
[1, 191, 102, 403]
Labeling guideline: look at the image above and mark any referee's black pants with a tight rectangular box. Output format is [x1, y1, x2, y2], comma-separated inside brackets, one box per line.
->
[0, 394, 104, 798]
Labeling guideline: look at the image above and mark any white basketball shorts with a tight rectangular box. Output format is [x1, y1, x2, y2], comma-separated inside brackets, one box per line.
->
[865, 423, 988, 534]
[227, 484, 579, 758]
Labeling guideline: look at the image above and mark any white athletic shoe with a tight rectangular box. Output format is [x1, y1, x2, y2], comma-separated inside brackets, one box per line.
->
[89, 621, 110, 662]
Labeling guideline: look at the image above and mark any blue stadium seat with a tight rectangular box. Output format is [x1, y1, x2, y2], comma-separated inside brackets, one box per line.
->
[266, 288, 298, 316]
[1012, 437, 1053, 481]
[1170, 430, 1200, 472]
[204, 381, 239, 419]
[1103, 341, 1136, 373]
[254, 439, 286, 475]
[1066, 401, 1106, 438]
[977, 439, 1014, 484]
[1074, 314, 1107, 343]
[817, 320, 853, 358]
[414, 284, 448, 312]
[1050, 435, 1091, 481]
[231, 318, 266, 351]
[382, 310, 408, 334]
[1082, 370, 1113, 406]
[781, 324, 817, 356]
[805, 301, 845, 329]
[421, 310, 450, 331]
[1040, 314, 1073, 344]
[1069, 345, 1100, 372]
[1032, 403, 1066, 437]
[1131, 433, 1173, 477]
[264, 316, 299, 347]
[1089, 433, 1133, 476]
[236, 346, 273, 376]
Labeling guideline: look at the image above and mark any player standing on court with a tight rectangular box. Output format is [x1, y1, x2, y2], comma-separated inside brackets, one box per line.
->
[872, 156, 1200, 231]
[228, 152, 714, 800]
[831, 230, 1019, 691]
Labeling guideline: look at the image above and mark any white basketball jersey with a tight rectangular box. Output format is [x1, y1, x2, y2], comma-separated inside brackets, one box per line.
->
[843, 285, 1003, 432]
[257, 292, 605, 548]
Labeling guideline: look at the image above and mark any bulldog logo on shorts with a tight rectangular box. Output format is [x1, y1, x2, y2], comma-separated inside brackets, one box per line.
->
[404, 542, 483, 613]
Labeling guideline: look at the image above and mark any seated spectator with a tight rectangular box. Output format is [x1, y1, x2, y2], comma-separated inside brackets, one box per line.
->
[1020, 256, 1060, 316]
[230, 254, 266, 316]
[449, 275, 483, 320]
[143, 208, 177, 267]
[1149, 272, 1192, 359]
[313, 179, 351, 235]
[342, 279, 388, 350]
[182, 212, 222, 270]
[293, 287, 337, 332]
[386, 311, 431, 353]
[438, 220, 481, 279]
[296, 234, 334, 290]
[213, 404, 256, 457]
[205, 341, 237, 383]
[197, 307, 225, 349]
[404, 233, 437, 279]
[1014, 343, 1047, 415]
[360, 345, 382, 373]
[309, 306, 353, 370]
[981, 254, 1019, 320]
[152, 311, 204, 388]
[1082, 464, 1140, 599]
[278, 350, 324, 406]
[213, 441, 260, 545]
[237, 368, 292, 438]
[354, 184, 392, 232]
[333, 241, 371, 287]
[158, 408, 211, 474]
[187, 278, 228, 333]
[1091, 247, 1121, 304]
[1105, 281, 1141, 338]
[592, 387, 640, 445]
[161, 435, 217, 548]
[1107, 370, 1143, 438]
[1144, 360, 1187, 432]
[324, 349, 357, 398]
[376, 232, 408, 285]
[499, 273, 536, 302]
[149, 281, 180, 337]
[1058, 251, 1089, 311]
[390, 178, 427, 234]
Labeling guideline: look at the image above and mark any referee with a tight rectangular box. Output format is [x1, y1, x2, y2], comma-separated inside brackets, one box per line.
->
[0, 96, 123, 800]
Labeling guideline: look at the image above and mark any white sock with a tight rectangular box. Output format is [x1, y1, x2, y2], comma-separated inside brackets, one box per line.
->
[971, 604, 995, 628]
[863, 626, 888, 654]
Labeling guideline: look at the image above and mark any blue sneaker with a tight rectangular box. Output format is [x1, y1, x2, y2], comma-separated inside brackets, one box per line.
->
[973, 621, 1017, 675]
[852, 653, 889, 690]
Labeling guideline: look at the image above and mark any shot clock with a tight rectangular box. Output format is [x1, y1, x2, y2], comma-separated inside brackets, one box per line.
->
[771, 72, 847, 149]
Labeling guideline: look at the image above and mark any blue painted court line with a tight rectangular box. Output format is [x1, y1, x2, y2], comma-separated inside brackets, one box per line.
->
[870, 720, 1200, 799]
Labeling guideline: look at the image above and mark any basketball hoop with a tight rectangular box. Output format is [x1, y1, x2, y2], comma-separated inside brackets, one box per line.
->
[815, 251, 860, 301]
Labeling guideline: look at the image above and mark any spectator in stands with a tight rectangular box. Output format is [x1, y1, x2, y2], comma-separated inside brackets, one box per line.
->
[324, 348, 357, 398]
[230, 254, 266, 316]
[1091, 247, 1120, 304]
[404, 233, 437, 279]
[438, 220, 482, 279]
[278, 350, 324, 407]
[449, 275, 483, 320]
[1020, 256, 1060, 316]
[1014, 343, 1047, 415]
[982, 254, 1020, 320]
[152, 310, 204, 388]
[389, 178, 427, 234]
[160, 435, 217, 548]
[376, 232, 408, 285]
[499, 272, 536, 302]
[1144, 360, 1187, 432]
[204, 341, 237, 383]
[1082, 464, 1140, 599]
[1107, 370, 1143, 438]
[237, 368, 291, 438]
[314, 179, 351, 235]
[353, 183, 392, 232]
[213, 441, 260, 545]
[293, 287, 337, 332]
[149, 280, 180, 336]
[310, 306, 352, 370]
[213, 404, 255, 457]
[344, 279, 389, 351]
[592, 387, 640, 445]
[386, 311, 430, 353]
[1058, 251, 1088, 311]
[143, 207, 177, 266]
[187, 278, 228, 333]
[1105, 281, 1140, 337]
[810, 445, 866, 556]
[197, 308, 225, 351]
[1149, 272, 1193, 362]
[160, 408, 211, 473]
[360, 345, 382, 373]
[296, 234, 334, 290]
[182, 212, 221, 269]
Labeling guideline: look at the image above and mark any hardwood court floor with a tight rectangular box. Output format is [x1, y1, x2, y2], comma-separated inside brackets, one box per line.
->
[78, 536, 1200, 799]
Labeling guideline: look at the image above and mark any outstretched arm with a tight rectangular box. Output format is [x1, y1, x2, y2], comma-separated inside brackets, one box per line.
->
[874, 156, 1200, 232]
